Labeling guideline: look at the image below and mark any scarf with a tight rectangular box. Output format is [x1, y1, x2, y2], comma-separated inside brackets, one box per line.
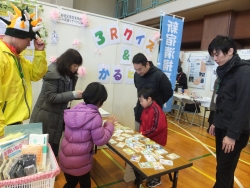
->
[216, 54, 240, 79]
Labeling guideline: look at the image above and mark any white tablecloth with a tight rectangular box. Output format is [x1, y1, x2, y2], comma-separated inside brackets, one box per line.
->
[173, 93, 211, 108]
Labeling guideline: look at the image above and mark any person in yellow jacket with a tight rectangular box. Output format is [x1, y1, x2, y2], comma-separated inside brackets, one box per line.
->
[0, 4, 48, 136]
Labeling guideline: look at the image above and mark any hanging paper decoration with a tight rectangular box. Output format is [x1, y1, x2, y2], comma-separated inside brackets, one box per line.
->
[72, 39, 81, 50]
[78, 67, 87, 78]
[50, 56, 57, 63]
[81, 13, 89, 27]
[51, 30, 59, 44]
[95, 48, 102, 55]
[146, 55, 153, 61]
[153, 31, 161, 41]
[50, 9, 60, 23]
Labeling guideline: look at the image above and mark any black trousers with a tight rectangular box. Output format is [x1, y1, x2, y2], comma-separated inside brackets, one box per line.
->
[63, 172, 91, 188]
[213, 128, 249, 188]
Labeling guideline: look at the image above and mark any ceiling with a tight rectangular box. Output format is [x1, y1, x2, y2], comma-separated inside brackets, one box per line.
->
[138, 0, 250, 28]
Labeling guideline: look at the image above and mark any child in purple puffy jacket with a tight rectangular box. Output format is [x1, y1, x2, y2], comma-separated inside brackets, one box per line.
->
[59, 82, 117, 188]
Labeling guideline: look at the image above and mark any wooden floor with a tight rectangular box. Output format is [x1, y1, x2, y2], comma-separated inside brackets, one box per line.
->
[55, 115, 250, 188]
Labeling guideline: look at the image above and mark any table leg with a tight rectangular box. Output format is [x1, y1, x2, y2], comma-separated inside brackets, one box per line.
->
[172, 171, 179, 188]
[202, 107, 207, 127]
[133, 170, 142, 188]
[168, 173, 173, 182]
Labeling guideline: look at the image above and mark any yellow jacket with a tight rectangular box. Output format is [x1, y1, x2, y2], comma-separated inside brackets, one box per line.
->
[0, 40, 48, 136]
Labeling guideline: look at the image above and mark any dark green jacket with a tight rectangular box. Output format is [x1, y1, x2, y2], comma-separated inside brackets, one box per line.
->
[30, 63, 78, 144]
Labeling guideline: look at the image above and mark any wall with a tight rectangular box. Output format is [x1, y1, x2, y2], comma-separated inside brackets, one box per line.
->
[39, 0, 73, 8]
[73, 0, 117, 18]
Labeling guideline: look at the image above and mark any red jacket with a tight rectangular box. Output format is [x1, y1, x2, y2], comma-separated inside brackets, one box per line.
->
[139, 101, 168, 146]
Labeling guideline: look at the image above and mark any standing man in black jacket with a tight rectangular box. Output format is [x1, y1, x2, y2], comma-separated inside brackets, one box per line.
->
[132, 53, 173, 132]
[208, 35, 250, 188]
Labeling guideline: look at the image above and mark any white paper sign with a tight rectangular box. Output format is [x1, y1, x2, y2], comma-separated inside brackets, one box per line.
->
[144, 36, 157, 55]
[98, 64, 110, 84]
[120, 45, 132, 65]
[91, 26, 109, 49]
[58, 11, 83, 27]
[134, 29, 146, 49]
[125, 66, 135, 85]
[106, 22, 121, 44]
[111, 65, 123, 84]
[122, 23, 134, 44]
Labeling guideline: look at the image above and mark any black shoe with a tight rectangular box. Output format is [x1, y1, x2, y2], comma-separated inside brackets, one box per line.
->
[146, 178, 161, 188]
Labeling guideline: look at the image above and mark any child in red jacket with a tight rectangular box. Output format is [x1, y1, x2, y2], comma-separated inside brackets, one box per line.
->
[138, 88, 168, 187]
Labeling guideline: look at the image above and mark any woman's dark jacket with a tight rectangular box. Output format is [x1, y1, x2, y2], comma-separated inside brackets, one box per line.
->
[30, 63, 78, 144]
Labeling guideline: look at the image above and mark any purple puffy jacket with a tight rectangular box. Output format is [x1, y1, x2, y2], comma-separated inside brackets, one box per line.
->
[59, 103, 114, 176]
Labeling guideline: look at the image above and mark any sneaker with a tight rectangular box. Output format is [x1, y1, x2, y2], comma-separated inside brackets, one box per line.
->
[146, 178, 161, 188]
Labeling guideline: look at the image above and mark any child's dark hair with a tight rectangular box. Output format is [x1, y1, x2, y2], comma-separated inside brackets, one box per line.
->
[138, 88, 155, 100]
[208, 35, 237, 56]
[83, 82, 108, 106]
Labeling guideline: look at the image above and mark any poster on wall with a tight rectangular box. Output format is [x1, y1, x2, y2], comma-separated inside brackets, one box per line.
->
[125, 66, 135, 85]
[98, 64, 110, 84]
[188, 59, 207, 89]
[211, 63, 218, 91]
[111, 65, 123, 84]
[120, 45, 132, 65]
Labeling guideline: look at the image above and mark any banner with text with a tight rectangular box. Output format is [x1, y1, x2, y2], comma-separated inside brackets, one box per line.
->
[159, 15, 184, 112]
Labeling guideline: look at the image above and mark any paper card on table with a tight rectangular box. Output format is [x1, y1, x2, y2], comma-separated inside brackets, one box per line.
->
[121, 133, 132, 138]
[133, 134, 144, 138]
[142, 138, 150, 143]
[134, 141, 144, 147]
[112, 133, 121, 137]
[145, 140, 155, 145]
[166, 153, 180, 160]
[155, 149, 168, 155]
[116, 136, 125, 141]
[116, 142, 126, 148]
[130, 154, 142, 162]
[159, 159, 173, 166]
[124, 130, 134, 133]
[123, 148, 135, 155]
[138, 162, 154, 168]
[151, 152, 164, 160]
[152, 162, 165, 170]
[130, 145, 145, 153]
[144, 154, 156, 162]
[146, 144, 154, 149]
[109, 139, 117, 144]
[153, 144, 164, 149]
[141, 149, 153, 155]
[115, 129, 124, 133]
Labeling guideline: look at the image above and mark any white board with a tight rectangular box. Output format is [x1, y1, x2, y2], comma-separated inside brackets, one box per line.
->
[30, 2, 159, 129]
